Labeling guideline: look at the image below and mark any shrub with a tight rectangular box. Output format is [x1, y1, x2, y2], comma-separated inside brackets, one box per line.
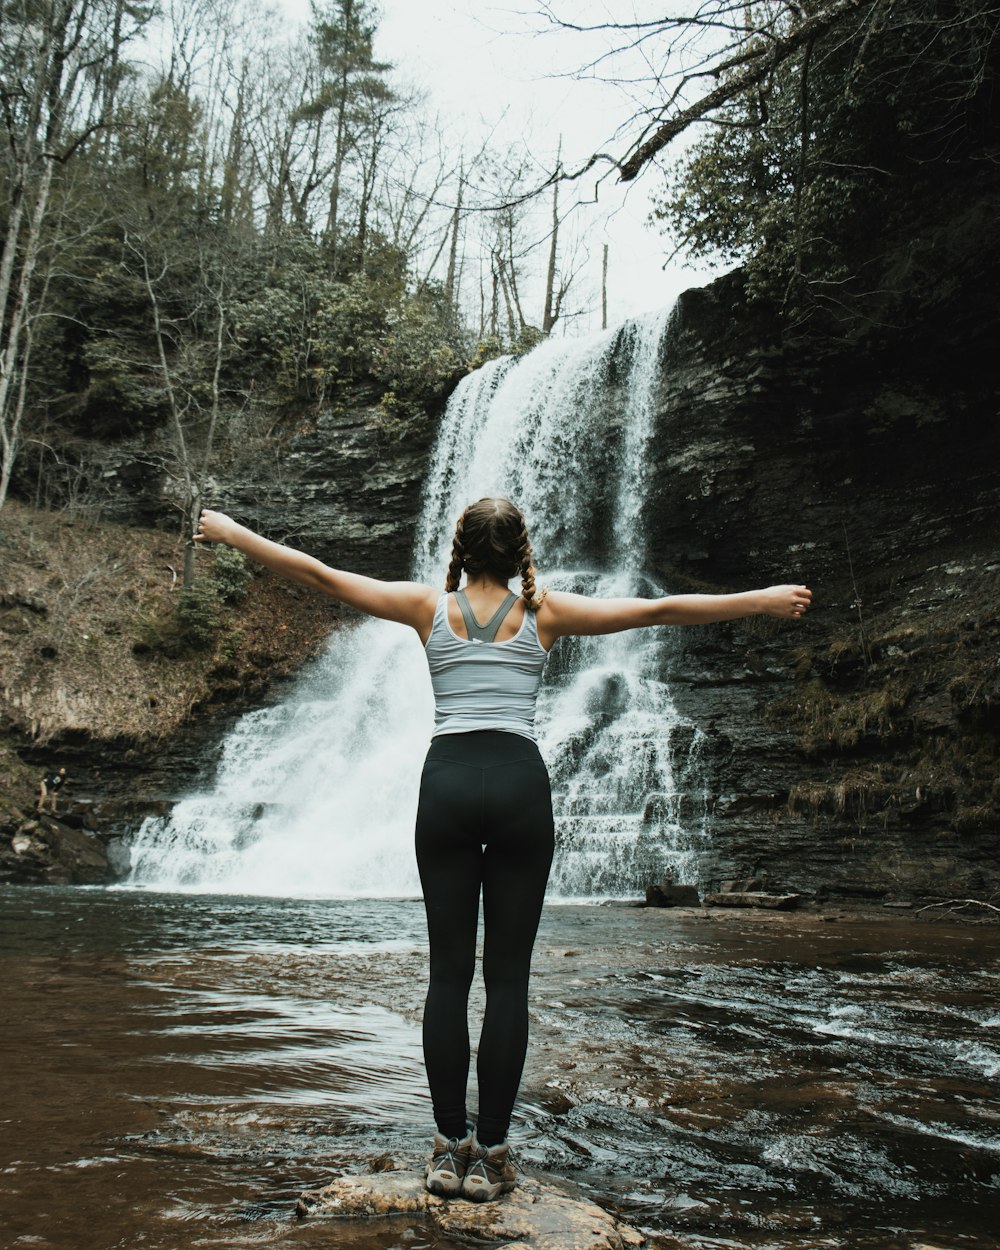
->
[174, 577, 224, 650]
[213, 547, 252, 604]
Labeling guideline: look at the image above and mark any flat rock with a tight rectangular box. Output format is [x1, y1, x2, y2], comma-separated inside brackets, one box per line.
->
[703, 891, 803, 910]
[296, 1167, 645, 1250]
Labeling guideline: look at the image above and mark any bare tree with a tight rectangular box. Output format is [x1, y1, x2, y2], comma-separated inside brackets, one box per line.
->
[0, 0, 151, 511]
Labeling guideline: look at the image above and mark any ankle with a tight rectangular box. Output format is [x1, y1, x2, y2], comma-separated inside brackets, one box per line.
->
[436, 1119, 474, 1142]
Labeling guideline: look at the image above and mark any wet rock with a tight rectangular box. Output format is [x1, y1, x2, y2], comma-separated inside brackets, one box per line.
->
[296, 1168, 645, 1250]
[0, 812, 114, 885]
[650, 268, 1000, 902]
[704, 891, 804, 910]
[45, 388, 437, 580]
[644, 881, 701, 907]
[720, 878, 764, 893]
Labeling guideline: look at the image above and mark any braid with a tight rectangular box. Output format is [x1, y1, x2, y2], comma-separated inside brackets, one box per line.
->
[517, 521, 546, 611]
[445, 511, 467, 592]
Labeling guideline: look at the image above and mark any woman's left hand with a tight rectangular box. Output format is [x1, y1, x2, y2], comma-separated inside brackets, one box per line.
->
[760, 584, 812, 619]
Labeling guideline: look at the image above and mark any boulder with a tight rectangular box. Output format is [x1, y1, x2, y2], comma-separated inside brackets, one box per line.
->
[296, 1167, 646, 1250]
[644, 881, 701, 907]
[0, 813, 114, 885]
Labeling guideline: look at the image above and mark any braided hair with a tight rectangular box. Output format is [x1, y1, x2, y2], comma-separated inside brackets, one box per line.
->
[444, 497, 547, 610]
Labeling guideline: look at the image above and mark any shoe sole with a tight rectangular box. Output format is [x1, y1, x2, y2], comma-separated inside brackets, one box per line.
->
[460, 1179, 516, 1202]
[425, 1173, 463, 1196]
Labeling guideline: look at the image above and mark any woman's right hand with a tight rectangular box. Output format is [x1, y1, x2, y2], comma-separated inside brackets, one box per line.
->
[194, 509, 238, 545]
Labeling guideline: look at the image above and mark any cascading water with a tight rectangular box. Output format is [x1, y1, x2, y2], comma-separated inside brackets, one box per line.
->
[125, 308, 709, 896]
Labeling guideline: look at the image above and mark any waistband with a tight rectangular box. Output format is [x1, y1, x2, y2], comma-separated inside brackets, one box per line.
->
[425, 729, 543, 768]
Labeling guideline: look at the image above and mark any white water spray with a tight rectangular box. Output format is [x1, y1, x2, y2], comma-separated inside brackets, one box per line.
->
[125, 309, 709, 895]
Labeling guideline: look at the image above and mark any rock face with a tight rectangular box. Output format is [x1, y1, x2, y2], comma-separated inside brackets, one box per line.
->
[296, 1166, 646, 1250]
[645, 270, 1000, 901]
[86, 388, 437, 578]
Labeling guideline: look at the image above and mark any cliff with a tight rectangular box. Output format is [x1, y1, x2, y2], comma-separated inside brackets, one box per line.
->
[649, 268, 999, 901]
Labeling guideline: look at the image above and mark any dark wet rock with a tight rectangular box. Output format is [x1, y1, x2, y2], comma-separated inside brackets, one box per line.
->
[50, 387, 438, 580]
[704, 891, 804, 910]
[296, 1167, 646, 1250]
[0, 810, 114, 884]
[648, 268, 1000, 902]
[644, 881, 701, 907]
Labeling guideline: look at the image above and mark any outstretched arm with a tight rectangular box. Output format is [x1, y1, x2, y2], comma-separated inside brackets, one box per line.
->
[537, 584, 812, 645]
[194, 510, 437, 632]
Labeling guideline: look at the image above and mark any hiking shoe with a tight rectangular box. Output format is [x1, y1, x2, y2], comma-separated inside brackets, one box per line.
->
[425, 1128, 474, 1196]
[460, 1134, 517, 1202]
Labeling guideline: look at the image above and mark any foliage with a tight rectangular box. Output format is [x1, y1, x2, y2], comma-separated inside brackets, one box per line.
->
[651, 1, 1000, 323]
[212, 547, 252, 605]
[173, 577, 226, 651]
[0, 0, 489, 518]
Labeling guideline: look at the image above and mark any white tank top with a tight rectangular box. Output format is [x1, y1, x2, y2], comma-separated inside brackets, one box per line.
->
[424, 592, 549, 741]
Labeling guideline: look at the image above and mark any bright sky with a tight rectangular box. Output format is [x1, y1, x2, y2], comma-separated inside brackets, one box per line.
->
[279, 0, 722, 330]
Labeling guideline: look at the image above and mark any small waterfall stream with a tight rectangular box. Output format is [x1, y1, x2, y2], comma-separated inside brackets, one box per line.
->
[126, 308, 709, 896]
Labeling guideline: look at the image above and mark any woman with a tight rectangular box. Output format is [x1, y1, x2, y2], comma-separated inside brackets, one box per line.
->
[194, 497, 811, 1202]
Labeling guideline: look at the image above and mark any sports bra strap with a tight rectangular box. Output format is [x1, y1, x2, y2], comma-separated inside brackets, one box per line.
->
[455, 588, 519, 642]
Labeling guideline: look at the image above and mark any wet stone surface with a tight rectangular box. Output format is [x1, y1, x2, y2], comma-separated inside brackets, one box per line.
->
[1, 889, 998, 1250]
[297, 1168, 646, 1249]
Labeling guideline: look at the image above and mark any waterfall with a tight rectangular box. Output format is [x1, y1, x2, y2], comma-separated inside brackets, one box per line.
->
[125, 308, 709, 896]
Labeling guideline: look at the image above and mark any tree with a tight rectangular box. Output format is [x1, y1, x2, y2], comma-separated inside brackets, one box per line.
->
[297, 0, 394, 270]
[537, 1, 1000, 321]
[0, 0, 152, 510]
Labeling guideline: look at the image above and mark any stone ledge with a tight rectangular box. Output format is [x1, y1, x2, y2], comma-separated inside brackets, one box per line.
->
[296, 1167, 646, 1250]
[703, 891, 804, 910]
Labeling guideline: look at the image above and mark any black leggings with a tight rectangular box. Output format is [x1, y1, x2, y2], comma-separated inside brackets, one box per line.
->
[415, 730, 555, 1145]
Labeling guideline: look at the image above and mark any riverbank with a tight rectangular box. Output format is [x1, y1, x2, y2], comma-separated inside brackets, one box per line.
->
[1, 888, 996, 1250]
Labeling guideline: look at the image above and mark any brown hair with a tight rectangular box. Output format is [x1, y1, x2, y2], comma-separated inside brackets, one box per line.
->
[444, 497, 546, 610]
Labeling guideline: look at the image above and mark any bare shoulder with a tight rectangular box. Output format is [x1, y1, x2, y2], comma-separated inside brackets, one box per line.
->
[408, 582, 442, 643]
[534, 588, 582, 649]
[535, 589, 580, 621]
[405, 582, 441, 608]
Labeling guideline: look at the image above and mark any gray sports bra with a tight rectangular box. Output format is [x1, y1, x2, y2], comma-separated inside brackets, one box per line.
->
[454, 588, 518, 642]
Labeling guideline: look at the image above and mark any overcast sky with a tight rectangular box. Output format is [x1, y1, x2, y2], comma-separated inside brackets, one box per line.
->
[278, 0, 722, 331]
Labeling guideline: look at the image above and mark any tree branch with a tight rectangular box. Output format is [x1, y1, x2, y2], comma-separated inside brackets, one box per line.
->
[618, 0, 870, 182]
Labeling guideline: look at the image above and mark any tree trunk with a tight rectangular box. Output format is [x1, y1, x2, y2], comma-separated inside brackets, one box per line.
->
[601, 243, 608, 331]
[0, 157, 55, 512]
[446, 162, 464, 306]
[542, 149, 561, 334]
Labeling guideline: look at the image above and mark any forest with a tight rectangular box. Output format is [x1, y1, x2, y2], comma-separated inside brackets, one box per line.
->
[2, 0, 997, 537]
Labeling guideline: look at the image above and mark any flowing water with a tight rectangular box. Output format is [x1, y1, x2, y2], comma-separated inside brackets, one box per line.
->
[2, 887, 998, 1250]
[125, 311, 709, 897]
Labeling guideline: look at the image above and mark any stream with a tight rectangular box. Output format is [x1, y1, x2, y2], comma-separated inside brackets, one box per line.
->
[2, 887, 997, 1249]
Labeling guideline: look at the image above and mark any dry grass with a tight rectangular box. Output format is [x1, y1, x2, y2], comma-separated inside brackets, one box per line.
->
[0, 500, 338, 745]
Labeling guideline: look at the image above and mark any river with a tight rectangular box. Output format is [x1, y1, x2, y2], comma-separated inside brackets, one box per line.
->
[2, 887, 997, 1249]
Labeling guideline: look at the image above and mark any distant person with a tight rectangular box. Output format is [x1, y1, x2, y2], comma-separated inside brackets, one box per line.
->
[195, 498, 811, 1201]
[37, 767, 67, 814]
